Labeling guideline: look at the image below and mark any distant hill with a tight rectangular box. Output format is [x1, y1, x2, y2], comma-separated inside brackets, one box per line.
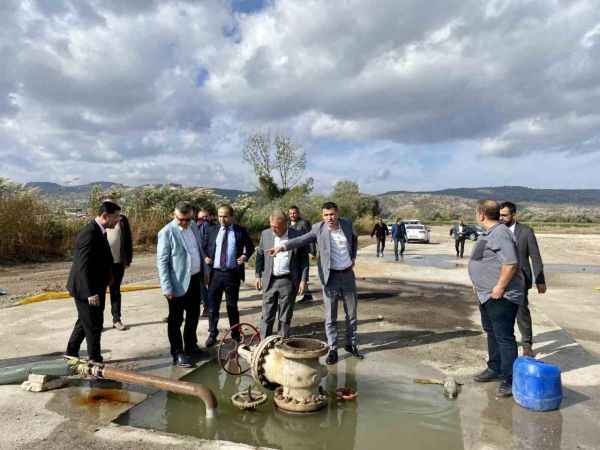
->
[26, 181, 250, 201]
[380, 186, 600, 206]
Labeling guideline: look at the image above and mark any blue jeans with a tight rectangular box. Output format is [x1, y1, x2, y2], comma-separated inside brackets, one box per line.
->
[479, 298, 518, 382]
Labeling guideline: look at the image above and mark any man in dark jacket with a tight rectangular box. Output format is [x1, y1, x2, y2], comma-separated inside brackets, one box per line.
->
[105, 203, 133, 330]
[450, 219, 468, 258]
[202, 204, 255, 346]
[288, 205, 315, 303]
[197, 207, 217, 317]
[390, 218, 408, 261]
[65, 202, 121, 363]
[256, 209, 309, 338]
[500, 202, 546, 357]
[371, 217, 389, 257]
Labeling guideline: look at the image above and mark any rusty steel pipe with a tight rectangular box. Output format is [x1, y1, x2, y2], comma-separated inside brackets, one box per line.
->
[97, 366, 218, 418]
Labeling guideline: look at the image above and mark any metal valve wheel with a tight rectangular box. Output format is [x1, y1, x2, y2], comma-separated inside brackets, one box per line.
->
[217, 323, 261, 375]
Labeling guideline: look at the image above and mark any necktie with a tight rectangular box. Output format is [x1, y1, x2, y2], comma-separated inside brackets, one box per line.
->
[220, 226, 229, 268]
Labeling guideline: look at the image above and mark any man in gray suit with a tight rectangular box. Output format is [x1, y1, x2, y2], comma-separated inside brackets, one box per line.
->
[500, 202, 546, 357]
[269, 201, 362, 365]
[255, 209, 309, 338]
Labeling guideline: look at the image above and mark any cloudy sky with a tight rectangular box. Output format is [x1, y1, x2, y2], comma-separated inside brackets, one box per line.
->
[2, 0, 600, 194]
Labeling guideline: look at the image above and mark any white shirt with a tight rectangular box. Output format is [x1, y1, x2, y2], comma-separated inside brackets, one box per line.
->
[330, 228, 353, 270]
[106, 222, 121, 263]
[458, 225, 464, 234]
[508, 223, 516, 234]
[273, 231, 291, 276]
[180, 226, 201, 275]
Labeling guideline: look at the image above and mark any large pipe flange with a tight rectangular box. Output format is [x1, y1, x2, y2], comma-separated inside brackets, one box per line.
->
[250, 335, 282, 390]
[273, 386, 328, 413]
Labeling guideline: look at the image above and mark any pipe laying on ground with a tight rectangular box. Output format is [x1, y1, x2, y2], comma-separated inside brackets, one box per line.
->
[72, 360, 218, 418]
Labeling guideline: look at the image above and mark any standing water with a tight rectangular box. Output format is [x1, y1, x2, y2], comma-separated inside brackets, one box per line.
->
[116, 360, 464, 449]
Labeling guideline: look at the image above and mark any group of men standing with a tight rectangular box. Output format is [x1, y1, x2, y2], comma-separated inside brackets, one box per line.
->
[64, 195, 545, 399]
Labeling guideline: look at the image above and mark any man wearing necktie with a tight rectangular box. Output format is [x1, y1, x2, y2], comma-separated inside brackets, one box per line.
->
[65, 201, 121, 363]
[202, 204, 255, 346]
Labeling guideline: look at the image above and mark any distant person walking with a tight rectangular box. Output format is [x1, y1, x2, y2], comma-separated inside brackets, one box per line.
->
[450, 219, 467, 258]
[65, 202, 121, 363]
[269, 201, 362, 365]
[371, 217, 389, 257]
[202, 204, 255, 347]
[390, 218, 408, 261]
[469, 200, 525, 398]
[500, 201, 546, 357]
[288, 205, 315, 303]
[255, 209, 309, 338]
[105, 203, 133, 331]
[157, 201, 206, 368]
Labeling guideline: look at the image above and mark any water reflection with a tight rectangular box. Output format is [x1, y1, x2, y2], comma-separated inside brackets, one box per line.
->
[116, 361, 463, 450]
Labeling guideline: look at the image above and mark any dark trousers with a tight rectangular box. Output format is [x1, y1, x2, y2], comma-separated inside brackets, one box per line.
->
[207, 269, 241, 339]
[109, 263, 125, 322]
[393, 239, 405, 259]
[455, 238, 466, 257]
[479, 298, 519, 382]
[516, 290, 533, 347]
[167, 273, 201, 356]
[66, 291, 107, 362]
[376, 238, 386, 256]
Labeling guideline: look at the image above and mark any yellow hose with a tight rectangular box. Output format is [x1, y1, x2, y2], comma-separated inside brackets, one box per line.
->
[19, 284, 161, 305]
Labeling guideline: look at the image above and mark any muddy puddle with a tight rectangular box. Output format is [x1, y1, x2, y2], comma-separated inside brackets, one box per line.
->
[116, 360, 464, 450]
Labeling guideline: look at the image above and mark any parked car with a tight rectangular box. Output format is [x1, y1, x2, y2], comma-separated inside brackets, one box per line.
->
[464, 224, 485, 241]
[405, 223, 431, 243]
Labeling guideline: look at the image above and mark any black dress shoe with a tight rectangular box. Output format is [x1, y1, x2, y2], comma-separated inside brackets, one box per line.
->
[496, 380, 513, 398]
[344, 345, 364, 359]
[205, 335, 217, 347]
[325, 350, 338, 365]
[473, 368, 501, 383]
[173, 354, 193, 368]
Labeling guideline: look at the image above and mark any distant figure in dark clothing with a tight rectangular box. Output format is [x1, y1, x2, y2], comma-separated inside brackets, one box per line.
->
[105, 203, 133, 331]
[450, 219, 467, 258]
[65, 201, 121, 363]
[500, 201, 546, 357]
[288, 205, 315, 303]
[371, 217, 389, 257]
[390, 218, 408, 261]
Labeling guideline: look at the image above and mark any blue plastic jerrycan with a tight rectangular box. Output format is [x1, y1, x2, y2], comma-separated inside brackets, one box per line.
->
[513, 357, 562, 411]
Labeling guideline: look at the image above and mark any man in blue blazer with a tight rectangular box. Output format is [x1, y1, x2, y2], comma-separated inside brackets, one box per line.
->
[202, 204, 255, 346]
[390, 218, 408, 260]
[157, 201, 206, 367]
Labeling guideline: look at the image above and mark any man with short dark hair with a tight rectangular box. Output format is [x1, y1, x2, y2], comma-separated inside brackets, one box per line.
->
[390, 217, 407, 261]
[197, 207, 217, 317]
[105, 201, 133, 331]
[270, 201, 362, 365]
[65, 201, 121, 363]
[256, 209, 309, 338]
[288, 205, 315, 303]
[157, 201, 206, 368]
[450, 219, 468, 258]
[468, 200, 525, 398]
[499, 201, 546, 357]
[371, 217, 389, 257]
[203, 204, 255, 347]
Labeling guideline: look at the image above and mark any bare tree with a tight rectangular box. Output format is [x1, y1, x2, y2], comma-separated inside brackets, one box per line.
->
[274, 135, 306, 191]
[243, 132, 306, 195]
[243, 132, 273, 179]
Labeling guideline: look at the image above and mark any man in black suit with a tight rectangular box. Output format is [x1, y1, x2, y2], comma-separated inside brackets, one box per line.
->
[202, 204, 255, 346]
[371, 217, 389, 257]
[65, 201, 121, 363]
[288, 205, 315, 303]
[500, 201, 546, 357]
